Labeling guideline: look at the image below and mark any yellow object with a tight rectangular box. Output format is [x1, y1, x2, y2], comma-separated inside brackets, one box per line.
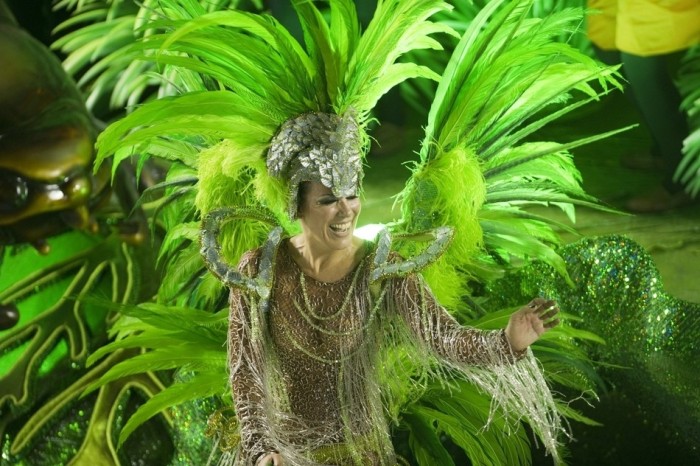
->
[587, 0, 700, 55]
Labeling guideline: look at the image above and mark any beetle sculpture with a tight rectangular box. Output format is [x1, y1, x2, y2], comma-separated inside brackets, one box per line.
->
[0, 1, 110, 254]
[0, 5, 177, 464]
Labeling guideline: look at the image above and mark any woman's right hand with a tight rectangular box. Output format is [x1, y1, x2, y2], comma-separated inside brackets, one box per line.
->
[256, 452, 284, 466]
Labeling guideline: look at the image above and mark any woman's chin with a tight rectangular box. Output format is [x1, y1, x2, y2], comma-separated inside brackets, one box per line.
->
[326, 228, 354, 248]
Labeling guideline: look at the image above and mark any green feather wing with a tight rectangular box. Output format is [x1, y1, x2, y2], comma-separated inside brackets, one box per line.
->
[396, 0, 624, 308]
[390, 3, 616, 460]
[84, 303, 230, 442]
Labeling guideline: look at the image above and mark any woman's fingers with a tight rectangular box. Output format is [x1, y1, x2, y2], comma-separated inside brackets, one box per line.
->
[539, 305, 558, 318]
[533, 299, 557, 314]
[527, 297, 547, 308]
[537, 300, 560, 330]
[544, 318, 560, 329]
[528, 298, 560, 330]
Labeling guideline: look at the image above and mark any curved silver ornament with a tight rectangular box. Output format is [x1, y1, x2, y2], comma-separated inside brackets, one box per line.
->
[200, 207, 281, 297]
[370, 226, 455, 283]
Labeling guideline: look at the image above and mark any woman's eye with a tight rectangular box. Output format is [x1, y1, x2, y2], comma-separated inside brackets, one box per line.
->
[319, 198, 337, 205]
[346, 196, 358, 201]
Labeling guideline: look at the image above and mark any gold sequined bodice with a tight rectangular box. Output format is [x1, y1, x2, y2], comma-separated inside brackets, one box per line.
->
[268, 242, 371, 426]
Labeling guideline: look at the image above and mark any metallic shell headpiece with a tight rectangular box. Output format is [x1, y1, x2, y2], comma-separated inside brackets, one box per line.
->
[267, 111, 363, 219]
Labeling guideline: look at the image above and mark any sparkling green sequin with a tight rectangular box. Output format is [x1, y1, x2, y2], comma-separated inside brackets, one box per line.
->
[487, 235, 700, 453]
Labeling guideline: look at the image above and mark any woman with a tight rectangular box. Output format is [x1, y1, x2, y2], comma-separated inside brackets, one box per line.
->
[209, 112, 562, 466]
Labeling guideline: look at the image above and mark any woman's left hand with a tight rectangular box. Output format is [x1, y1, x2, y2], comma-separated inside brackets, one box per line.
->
[505, 297, 560, 352]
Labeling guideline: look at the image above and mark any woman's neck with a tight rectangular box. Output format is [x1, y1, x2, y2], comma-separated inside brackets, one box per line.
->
[288, 235, 364, 282]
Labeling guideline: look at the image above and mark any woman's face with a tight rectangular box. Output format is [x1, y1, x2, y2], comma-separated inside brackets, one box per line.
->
[298, 182, 361, 251]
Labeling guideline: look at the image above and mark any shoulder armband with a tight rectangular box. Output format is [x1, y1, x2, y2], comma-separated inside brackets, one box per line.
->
[200, 207, 282, 298]
[370, 226, 454, 283]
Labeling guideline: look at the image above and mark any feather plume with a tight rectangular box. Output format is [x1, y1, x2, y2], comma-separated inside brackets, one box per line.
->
[397, 0, 624, 305]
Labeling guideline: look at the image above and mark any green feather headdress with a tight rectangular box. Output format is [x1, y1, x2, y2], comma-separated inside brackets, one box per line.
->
[95, 0, 450, 260]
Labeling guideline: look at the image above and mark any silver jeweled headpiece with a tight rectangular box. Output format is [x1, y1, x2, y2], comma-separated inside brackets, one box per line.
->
[267, 111, 363, 219]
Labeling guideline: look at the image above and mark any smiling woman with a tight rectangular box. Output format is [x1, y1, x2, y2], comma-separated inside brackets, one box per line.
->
[200, 110, 563, 466]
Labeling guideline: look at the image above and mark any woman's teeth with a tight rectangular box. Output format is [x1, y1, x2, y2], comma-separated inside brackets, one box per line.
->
[330, 222, 350, 232]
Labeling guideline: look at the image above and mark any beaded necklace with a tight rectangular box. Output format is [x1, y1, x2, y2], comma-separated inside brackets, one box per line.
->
[276, 246, 387, 364]
[299, 262, 362, 321]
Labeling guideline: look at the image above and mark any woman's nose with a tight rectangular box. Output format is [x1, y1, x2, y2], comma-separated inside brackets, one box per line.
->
[337, 198, 351, 214]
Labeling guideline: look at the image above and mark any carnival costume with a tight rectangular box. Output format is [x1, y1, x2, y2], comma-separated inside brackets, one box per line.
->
[75, 0, 633, 464]
[193, 108, 562, 465]
[3, 0, 700, 464]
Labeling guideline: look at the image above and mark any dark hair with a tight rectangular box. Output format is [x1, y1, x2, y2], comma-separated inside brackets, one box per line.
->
[295, 181, 311, 218]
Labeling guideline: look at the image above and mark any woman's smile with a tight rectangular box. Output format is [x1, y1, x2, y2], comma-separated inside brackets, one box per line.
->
[329, 221, 351, 233]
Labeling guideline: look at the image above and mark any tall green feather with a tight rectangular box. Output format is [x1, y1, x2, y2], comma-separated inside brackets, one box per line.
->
[396, 0, 623, 308]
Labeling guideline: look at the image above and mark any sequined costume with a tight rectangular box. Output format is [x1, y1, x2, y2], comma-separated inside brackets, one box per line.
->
[225, 235, 561, 466]
[485, 234, 700, 460]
